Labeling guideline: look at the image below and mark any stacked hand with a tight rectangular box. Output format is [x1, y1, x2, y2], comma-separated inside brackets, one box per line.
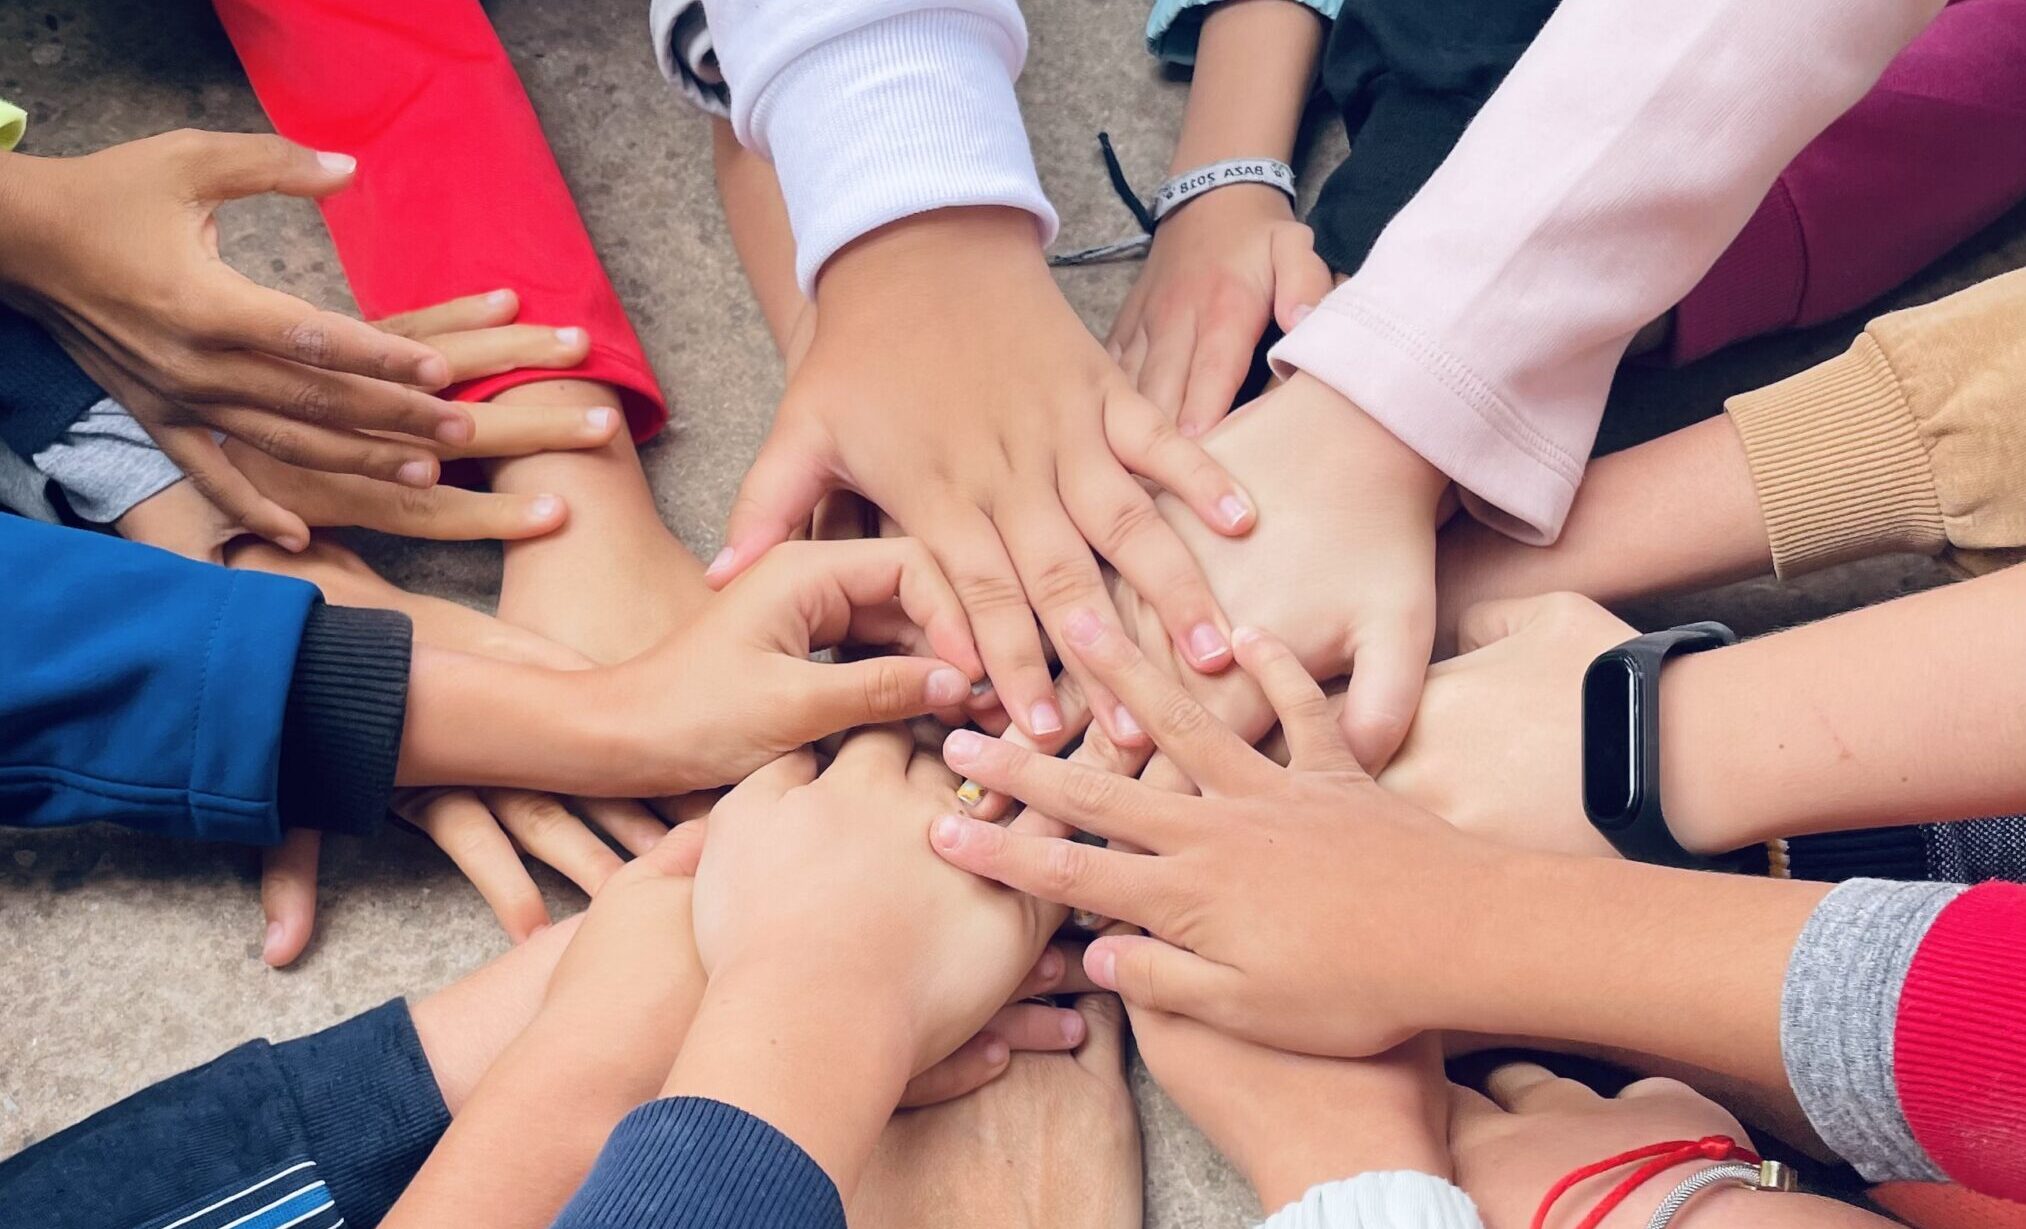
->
[1107, 184, 1332, 436]
[0, 130, 493, 546]
[707, 206, 1258, 751]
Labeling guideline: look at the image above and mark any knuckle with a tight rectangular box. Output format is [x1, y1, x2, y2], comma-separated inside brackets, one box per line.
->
[395, 485, 441, 518]
[1095, 494, 1163, 553]
[1061, 767, 1120, 816]
[1027, 555, 1099, 613]
[1153, 689, 1211, 740]
[280, 317, 335, 367]
[282, 380, 338, 426]
[860, 662, 911, 717]
[516, 797, 575, 841]
[259, 425, 307, 462]
[950, 570, 1031, 618]
[1040, 840, 1088, 898]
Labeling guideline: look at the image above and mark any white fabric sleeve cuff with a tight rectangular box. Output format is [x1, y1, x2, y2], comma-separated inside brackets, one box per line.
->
[649, 0, 730, 117]
[735, 8, 1058, 293]
[1258, 1171, 1484, 1229]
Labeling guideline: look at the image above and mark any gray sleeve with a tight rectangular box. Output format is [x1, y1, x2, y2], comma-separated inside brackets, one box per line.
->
[650, 0, 731, 116]
[31, 397, 187, 523]
[1780, 878, 1966, 1182]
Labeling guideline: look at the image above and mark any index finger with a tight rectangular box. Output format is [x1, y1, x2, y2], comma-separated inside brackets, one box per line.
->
[1057, 608, 1267, 796]
[791, 538, 984, 683]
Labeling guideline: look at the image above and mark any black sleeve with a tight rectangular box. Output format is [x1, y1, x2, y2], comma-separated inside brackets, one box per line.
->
[279, 604, 414, 838]
[0, 305, 107, 457]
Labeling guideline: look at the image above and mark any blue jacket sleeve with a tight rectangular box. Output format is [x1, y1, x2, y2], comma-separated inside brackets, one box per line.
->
[0, 514, 316, 844]
[551, 1098, 845, 1229]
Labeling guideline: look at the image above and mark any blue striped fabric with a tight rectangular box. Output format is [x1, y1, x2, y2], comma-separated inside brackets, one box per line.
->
[144, 1161, 344, 1229]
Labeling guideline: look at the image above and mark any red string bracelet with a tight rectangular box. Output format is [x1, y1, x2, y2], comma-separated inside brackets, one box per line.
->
[1532, 1136, 1761, 1229]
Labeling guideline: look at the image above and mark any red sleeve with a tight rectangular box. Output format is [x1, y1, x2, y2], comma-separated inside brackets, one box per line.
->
[1668, 0, 2026, 364]
[210, 0, 667, 442]
[1895, 880, 2026, 1202]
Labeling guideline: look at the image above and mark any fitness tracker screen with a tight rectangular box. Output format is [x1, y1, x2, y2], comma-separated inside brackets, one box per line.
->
[1583, 659, 1639, 822]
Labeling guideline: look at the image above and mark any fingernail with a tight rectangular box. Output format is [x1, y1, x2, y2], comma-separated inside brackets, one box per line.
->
[705, 546, 735, 579]
[1030, 700, 1064, 737]
[1063, 609, 1105, 649]
[1188, 622, 1230, 665]
[983, 1035, 1009, 1065]
[1060, 1012, 1086, 1045]
[555, 326, 587, 348]
[584, 407, 618, 434]
[1217, 492, 1253, 531]
[262, 921, 284, 960]
[527, 495, 564, 523]
[1114, 704, 1143, 741]
[1073, 909, 1108, 932]
[956, 779, 986, 807]
[435, 414, 474, 446]
[944, 728, 985, 767]
[970, 679, 996, 699]
[932, 815, 970, 851]
[486, 288, 515, 307]
[1038, 948, 1063, 982]
[415, 355, 451, 387]
[316, 150, 357, 175]
[925, 667, 968, 707]
[1179, 419, 1203, 438]
[1232, 625, 1264, 649]
[1088, 946, 1118, 990]
[276, 534, 307, 553]
[1290, 304, 1314, 326]
[395, 459, 433, 489]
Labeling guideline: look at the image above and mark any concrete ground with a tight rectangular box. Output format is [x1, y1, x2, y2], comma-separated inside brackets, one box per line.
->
[2, 2, 2021, 1225]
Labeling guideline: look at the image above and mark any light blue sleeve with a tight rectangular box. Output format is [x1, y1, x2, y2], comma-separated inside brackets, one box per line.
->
[1146, 0, 1343, 66]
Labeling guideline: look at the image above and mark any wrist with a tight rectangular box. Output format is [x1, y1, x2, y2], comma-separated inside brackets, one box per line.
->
[1294, 374, 1451, 511]
[1657, 649, 1773, 856]
[816, 206, 1051, 313]
[397, 646, 629, 794]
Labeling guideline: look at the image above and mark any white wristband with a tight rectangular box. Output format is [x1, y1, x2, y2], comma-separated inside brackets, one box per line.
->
[1151, 157, 1296, 224]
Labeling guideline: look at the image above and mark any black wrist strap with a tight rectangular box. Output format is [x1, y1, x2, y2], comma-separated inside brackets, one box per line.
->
[1584, 622, 1738, 870]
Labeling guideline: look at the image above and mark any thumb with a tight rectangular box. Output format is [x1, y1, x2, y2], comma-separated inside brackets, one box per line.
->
[1086, 934, 1241, 1028]
[1071, 993, 1130, 1079]
[1339, 618, 1433, 774]
[1454, 592, 1572, 655]
[710, 418, 835, 588]
[640, 819, 709, 878]
[260, 829, 321, 968]
[1269, 224, 1333, 333]
[790, 654, 974, 739]
[186, 132, 358, 202]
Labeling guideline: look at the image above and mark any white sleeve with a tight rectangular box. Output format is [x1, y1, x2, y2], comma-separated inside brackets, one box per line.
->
[1267, 0, 1939, 544]
[1258, 1171, 1485, 1229]
[694, 0, 1058, 293]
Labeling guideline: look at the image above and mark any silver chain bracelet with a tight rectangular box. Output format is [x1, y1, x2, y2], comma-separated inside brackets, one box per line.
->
[1646, 1159, 1796, 1228]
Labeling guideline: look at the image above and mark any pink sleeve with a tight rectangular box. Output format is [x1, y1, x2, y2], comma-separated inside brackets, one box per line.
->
[1268, 0, 1939, 544]
[1670, 0, 2026, 365]
[211, 0, 668, 442]
[1895, 881, 2026, 1202]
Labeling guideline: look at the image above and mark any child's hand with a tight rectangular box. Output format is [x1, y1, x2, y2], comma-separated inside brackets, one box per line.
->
[1450, 1065, 1753, 1229]
[1380, 593, 1635, 858]
[601, 538, 989, 796]
[706, 206, 1257, 751]
[114, 290, 621, 559]
[690, 728, 1063, 1082]
[1107, 186, 1331, 437]
[0, 130, 471, 547]
[931, 618, 1486, 1059]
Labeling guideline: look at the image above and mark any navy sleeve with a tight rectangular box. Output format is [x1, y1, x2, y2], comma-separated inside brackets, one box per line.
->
[551, 1098, 845, 1229]
[0, 999, 450, 1229]
[0, 515, 315, 844]
[0, 304, 105, 459]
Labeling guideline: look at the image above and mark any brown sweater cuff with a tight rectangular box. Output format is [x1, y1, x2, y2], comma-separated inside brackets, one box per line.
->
[1725, 334, 1947, 578]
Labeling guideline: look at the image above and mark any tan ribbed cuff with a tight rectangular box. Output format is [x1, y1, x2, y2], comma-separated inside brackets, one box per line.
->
[1725, 334, 1946, 578]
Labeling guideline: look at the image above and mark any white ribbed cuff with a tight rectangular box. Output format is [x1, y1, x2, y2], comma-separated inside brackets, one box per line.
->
[1258, 1171, 1484, 1229]
[744, 9, 1059, 293]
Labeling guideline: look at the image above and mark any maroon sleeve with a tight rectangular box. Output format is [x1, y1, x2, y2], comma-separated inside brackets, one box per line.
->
[211, 0, 668, 441]
[1894, 880, 2026, 1201]
[1668, 0, 2026, 364]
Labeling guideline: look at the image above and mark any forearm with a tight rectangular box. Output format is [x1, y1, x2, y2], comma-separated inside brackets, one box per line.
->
[388, 952, 701, 1229]
[396, 646, 636, 793]
[486, 379, 708, 658]
[1446, 852, 1828, 1093]
[713, 118, 807, 357]
[661, 969, 911, 1203]
[408, 915, 584, 1113]
[1168, 0, 1324, 172]
[1663, 563, 2026, 854]
[1433, 416, 1769, 652]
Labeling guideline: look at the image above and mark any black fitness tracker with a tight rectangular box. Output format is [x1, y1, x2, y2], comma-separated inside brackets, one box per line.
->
[1582, 622, 1737, 869]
